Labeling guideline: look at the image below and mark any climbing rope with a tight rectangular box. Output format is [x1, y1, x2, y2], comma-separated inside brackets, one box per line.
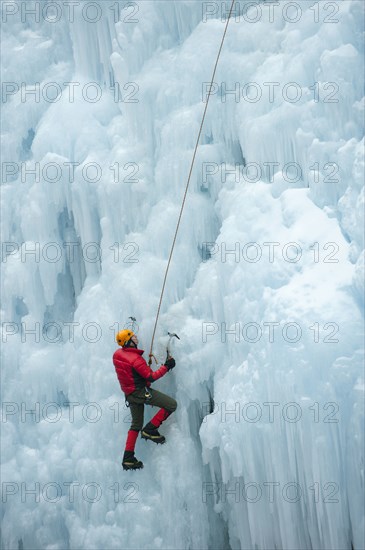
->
[148, 0, 236, 364]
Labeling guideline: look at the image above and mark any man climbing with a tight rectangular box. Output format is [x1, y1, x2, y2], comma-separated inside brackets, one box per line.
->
[113, 329, 177, 470]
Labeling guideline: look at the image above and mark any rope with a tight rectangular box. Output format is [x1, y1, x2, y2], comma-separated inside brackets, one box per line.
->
[148, 0, 236, 364]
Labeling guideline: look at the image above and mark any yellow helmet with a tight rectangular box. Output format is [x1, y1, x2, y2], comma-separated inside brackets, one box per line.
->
[116, 329, 134, 347]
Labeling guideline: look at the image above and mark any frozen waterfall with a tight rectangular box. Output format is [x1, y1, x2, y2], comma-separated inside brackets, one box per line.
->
[1, 1, 364, 549]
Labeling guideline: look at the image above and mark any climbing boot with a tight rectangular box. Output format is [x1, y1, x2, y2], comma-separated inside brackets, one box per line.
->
[141, 422, 166, 444]
[122, 451, 143, 471]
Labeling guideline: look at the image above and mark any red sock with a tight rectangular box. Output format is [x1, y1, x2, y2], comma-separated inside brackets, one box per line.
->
[150, 408, 171, 428]
[125, 429, 139, 452]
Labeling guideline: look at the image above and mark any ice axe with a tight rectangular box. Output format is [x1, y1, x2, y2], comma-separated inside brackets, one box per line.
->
[166, 332, 180, 361]
[125, 316, 138, 333]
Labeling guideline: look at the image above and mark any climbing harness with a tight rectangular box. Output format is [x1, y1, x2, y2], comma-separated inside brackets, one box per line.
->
[148, 0, 236, 365]
[144, 388, 152, 401]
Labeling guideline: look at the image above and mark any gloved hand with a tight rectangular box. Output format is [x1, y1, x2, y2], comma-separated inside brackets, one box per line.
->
[165, 357, 176, 371]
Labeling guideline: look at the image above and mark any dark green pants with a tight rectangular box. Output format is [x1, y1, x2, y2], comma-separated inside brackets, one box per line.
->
[126, 387, 177, 431]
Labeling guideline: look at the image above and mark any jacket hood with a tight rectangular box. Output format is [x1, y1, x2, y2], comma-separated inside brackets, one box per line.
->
[119, 347, 144, 356]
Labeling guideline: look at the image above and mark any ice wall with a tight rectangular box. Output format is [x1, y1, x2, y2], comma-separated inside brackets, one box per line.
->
[1, 1, 364, 549]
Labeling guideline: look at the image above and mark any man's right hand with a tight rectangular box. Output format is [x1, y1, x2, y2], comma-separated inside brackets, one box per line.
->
[165, 357, 176, 371]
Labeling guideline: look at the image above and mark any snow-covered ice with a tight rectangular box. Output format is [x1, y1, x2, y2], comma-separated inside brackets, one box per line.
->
[1, 1, 364, 549]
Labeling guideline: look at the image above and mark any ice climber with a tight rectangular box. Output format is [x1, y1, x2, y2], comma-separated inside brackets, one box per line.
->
[113, 330, 177, 470]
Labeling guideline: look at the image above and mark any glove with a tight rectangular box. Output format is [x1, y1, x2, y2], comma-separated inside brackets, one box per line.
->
[165, 357, 176, 371]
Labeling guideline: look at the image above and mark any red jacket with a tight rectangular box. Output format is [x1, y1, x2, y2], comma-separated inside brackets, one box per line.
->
[113, 347, 168, 395]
